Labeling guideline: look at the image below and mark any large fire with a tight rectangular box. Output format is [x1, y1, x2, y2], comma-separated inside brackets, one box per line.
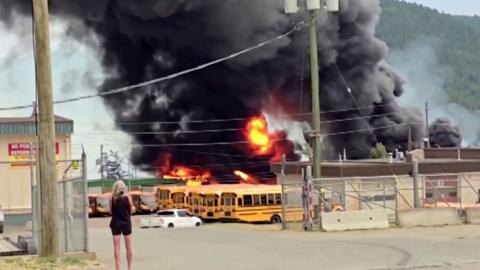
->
[234, 170, 260, 184]
[246, 116, 275, 155]
[233, 170, 251, 182]
[162, 165, 211, 187]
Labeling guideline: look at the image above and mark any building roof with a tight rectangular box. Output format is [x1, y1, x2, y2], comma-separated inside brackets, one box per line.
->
[271, 148, 480, 178]
[0, 114, 74, 135]
[424, 148, 480, 160]
[0, 114, 73, 124]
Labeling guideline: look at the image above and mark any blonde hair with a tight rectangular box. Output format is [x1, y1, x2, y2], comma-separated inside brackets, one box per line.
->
[112, 180, 127, 202]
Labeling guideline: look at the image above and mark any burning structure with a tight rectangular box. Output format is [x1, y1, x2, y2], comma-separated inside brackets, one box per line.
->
[0, 0, 462, 184]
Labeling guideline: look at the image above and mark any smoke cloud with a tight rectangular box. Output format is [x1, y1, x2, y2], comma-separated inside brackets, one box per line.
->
[391, 39, 471, 147]
[1, 0, 455, 181]
[429, 118, 462, 147]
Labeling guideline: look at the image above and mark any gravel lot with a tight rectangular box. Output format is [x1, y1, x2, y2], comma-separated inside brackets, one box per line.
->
[88, 217, 480, 270]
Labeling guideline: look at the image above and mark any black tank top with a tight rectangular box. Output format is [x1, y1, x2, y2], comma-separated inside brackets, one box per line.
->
[111, 195, 131, 225]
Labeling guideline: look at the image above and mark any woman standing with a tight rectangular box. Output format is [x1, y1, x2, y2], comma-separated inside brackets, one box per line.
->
[110, 180, 135, 270]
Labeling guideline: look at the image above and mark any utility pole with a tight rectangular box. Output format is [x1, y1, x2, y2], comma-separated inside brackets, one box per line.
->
[425, 102, 430, 148]
[309, 10, 321, 180]
[308, 9, 324, 230]
[285, 0, 339, 230]
[32, 0, 60, 257]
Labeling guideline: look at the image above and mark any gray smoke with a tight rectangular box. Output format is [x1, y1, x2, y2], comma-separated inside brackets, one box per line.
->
[0, 0, 451, 180]
[429, 118, 462, 147]
[391, 39, 475, 147]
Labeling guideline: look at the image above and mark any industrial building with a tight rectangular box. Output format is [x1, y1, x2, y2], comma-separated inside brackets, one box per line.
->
[271, 148, 480, 217]
[0, 113, 73, 213]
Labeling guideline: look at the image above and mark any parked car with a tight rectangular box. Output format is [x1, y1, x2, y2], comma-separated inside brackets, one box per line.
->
[0, 205, 4, 234]
[140, 209, 202, 229]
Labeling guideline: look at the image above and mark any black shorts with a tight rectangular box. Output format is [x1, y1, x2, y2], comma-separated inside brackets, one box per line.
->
[110, 221, 132, 236]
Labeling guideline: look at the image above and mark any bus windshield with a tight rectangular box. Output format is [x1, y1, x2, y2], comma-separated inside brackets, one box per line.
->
[98, 198, 110, 208]
[141, 195, 156, 207]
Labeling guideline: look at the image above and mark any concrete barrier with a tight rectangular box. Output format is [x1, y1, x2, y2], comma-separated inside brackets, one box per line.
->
[465, 207, 480, 224]
[397, 208, 461, 227]
[321, 210, 389, 232]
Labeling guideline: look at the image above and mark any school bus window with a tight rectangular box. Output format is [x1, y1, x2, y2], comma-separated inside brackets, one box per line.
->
[260, 194, 267, 205]
[243, 195, 252, 206]
[253, 194, 260, 205]
[238, 198, 243, 206]
[267, 194, 275, 205]
[275, 193, 281, 204]
[223, 197, 233, 206]
[205, 198, 216, 207]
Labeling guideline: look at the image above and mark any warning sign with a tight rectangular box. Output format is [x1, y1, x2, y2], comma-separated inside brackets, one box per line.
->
[72, 161, 80, 170]
[8, 142, 60, 166]
[8, 143, 32, 161]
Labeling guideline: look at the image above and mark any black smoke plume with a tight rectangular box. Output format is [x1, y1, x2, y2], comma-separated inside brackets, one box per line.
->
[0, 0, 462, 182]
[429, 118, 462, 148]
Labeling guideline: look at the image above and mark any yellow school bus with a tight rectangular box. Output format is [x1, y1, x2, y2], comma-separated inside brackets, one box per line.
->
[129, 191, 157, 214]
[156, 186, 186, 210]
[186, 186, 204, 216]
[88, 194, 102, 217]
[219, 185, 304, 224]
[200, 186, 228, 220]
[97, 193, 112, 216]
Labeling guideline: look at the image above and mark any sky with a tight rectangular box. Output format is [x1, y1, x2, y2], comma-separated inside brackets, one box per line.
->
[0, 0, 478, 179]
[0, 16, 133, 179]
[404, 0, 480, 16]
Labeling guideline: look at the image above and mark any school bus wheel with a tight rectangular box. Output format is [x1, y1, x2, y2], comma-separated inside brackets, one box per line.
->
[270, 215, 282, 224]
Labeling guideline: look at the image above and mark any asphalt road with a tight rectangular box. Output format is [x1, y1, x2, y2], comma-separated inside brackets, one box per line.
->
[88, 217, 480, 270]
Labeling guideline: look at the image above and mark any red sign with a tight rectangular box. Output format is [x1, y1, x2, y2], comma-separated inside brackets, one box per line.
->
[8, 143, 32, 156]
[8, 143, 60, 165]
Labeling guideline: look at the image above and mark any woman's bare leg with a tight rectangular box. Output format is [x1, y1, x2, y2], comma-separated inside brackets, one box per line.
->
[113, 235, 122, 270]
[124, 234, 133, 270]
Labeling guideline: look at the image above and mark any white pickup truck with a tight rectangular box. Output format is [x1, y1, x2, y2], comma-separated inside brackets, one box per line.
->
[140, 209, 202, 229]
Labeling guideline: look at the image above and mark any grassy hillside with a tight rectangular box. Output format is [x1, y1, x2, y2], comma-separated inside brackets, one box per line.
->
[378, 0, 480, 110]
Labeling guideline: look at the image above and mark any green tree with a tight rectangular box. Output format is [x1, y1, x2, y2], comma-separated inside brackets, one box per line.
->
[370, 143, 387, 159]
[378, 0, 480, 110]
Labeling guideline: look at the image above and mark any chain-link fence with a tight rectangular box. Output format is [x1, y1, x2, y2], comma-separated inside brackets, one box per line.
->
[0, 157, 88, 256]
[33, 158, 88, 254]
[281, 171, 480, 230]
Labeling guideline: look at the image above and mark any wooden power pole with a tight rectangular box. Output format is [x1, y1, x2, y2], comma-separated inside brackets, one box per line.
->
[32, 0, 60, 257]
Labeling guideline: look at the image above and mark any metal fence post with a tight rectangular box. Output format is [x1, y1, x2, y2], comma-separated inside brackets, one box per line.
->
[82, 153, 89, 252]
[303, 166, 313, 231]
[29, 143, 35, 244]
[412, 159, 420, 208]
[394, 186, 399, 225]
[62, 180, 68, 252]
[458, 175, 462, 211]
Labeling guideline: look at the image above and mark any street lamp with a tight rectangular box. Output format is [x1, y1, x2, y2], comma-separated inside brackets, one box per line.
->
[284, 0, 339, 230]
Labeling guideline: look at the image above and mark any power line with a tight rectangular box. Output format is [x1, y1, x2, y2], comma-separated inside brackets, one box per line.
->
[72, 122, 422, 148]
[95, 103, 396, 126]
[0, 20, 307, 112]
[323, 122, 423, 137]
[72, 111, 410, 136]
[75, 128, 243, 136]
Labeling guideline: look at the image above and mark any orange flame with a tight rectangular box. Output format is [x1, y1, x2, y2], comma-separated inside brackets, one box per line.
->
[234, 170, 251, 182]
[246, 116, 274, 155]
[233, 170, 260, 184]
[162, 165, 210, 186]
